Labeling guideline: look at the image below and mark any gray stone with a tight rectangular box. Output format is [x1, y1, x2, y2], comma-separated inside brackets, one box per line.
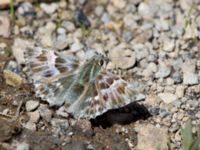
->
[138, 2, 154, 19]
[101, 13, 110, 23]
[155, 62, 171, 78]
[174, 130, 181, 142]
[163, 39, 175, 52]
[183, 72, 198, 85]
[36, 22, 56, 47]
[0, 15, 10, 38]
[38, 104, 52, 122]
[164, 86, 175, 93]
[166, 78, 174, 85]
[172, 100, 182, 108]
[20, 26, 34, 36]
[24, 121, 36, 131]
[196, 16, 200, 28]
[182, 60, 196, 73]
[109, 43, 136, 69]
[158, 2, 173, 18]
[135, 93, 146, 101]
[142, 62, 157, 77]
[57, 27, 66, 34]
[135, 124, 168, 150]
[25, 100, 40, 112]
[40, 3, 58, 14]
[56, 106, 69, 118]
[182, 60, 198, 85]
[195, 111, 200, 119]
[65, 141, 87, 150]
[111, 0, 126, 9]
[53, 34, 68, 49]
[133, 44, 149, 60]
[148, 54, 157, 62]
[79, 0, 86, 5]
[123, 14, 137, 29]
[61, 21, 75, 32]
[17, 2, 34, 16]
[122, 31, 133, 43]
[95, 5, 104, 16]
[175, 85, 185, 98]
[27, 111, 40, 123]
[180, 0, 193, 10]
[158, 93, 177, 104]
[74, 119, 92, 134]
[12, 38, 34, 65]
[171, 71, 182, 83]
[171, 25, 184, 37]
[4, 60, 17, 72]
[51, 118, 69, 136]
[155, 19, 170, 31]
[71, 39, 84, 52]
[16, 142, 29, 150]
[145, 94, 158, 105]
[172, 58, 183, 70]
[51, 118, 69, 129]
[183, 23, 198, 39]
[87, 144, 95, 150]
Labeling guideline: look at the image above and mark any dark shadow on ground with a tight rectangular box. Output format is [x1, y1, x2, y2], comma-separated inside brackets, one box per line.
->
[90, 102, 151, 128]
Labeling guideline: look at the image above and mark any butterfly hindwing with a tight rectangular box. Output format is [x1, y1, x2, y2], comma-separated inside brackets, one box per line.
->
[70, 71, 138, 119]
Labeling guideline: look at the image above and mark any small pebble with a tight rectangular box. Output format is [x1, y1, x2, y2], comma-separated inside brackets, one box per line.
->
[163, 39, 175, 52]
[3, 70, 22, 87]
[109, 43, 136, 69]
[56, 106, 69, 118]
[111, 0, 126, 9]
[40, 3, 58, 14]
[26, 100, 40, 112]
[0, 15, 10, 38]
[16, 142, 29, 150]
[95, 5, 104, 16]
[158, 93, 177, 104]
[27, 111, 40, 123]
[71, 39, 84, 51]
[175, 85, 185, 98]
[155, 62, 171, 78]
[38, 104, 52, 122]
[24, 121, 36, 131]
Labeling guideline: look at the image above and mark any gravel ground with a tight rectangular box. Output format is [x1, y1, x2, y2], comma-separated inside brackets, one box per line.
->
[0, 0, 200, 150]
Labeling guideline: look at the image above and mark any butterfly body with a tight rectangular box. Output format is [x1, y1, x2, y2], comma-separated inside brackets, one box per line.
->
[25, 47, 138, 119]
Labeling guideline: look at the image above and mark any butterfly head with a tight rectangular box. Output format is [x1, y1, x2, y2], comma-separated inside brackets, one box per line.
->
[77, 53, 108, 84]
[91, 53, 108, 66]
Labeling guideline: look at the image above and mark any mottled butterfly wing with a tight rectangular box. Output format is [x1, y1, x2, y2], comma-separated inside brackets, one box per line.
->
[69, 71, 138, 119]
[25, 47, 139, 119]
[25, 47, 82, 106]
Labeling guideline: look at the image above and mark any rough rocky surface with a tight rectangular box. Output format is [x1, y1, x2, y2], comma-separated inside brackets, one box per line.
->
[0, 0, 200, 149]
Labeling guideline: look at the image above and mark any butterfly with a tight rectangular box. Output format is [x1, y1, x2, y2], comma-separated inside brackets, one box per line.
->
[25, 47, 139, 119]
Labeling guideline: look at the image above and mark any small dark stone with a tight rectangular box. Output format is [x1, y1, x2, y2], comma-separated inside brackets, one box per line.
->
[171, 71, 182, 83]
[114, 142, 129, 150]
[122, 31, 133, 43]
[65, 141, 87, 150]
[0, 118, 22, 142]
[74, 8, 91, 28]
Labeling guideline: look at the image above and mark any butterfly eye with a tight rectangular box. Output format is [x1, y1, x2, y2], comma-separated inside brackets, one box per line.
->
[99, 59, 104, 66]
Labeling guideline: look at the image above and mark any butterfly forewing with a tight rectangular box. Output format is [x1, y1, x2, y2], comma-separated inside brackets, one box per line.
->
[25, 47, 81, 105]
